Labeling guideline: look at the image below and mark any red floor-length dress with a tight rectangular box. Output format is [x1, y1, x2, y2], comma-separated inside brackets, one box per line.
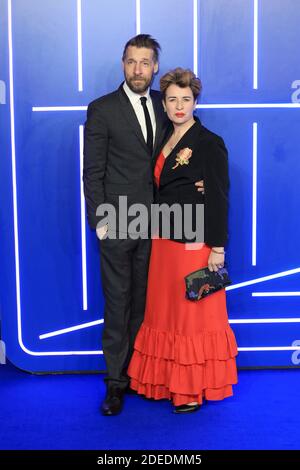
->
[127, 151, 238, 406]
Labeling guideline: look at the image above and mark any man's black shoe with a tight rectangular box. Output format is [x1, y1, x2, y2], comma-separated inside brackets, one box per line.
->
[101, 386, 125, 416]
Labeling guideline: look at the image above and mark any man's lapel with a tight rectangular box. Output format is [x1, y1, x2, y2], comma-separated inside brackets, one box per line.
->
[118, 84, 149, 152]
[151, 90, 166, 159]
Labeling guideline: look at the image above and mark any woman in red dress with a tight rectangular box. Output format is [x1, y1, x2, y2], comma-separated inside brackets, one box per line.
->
[128, 68, 238, 413]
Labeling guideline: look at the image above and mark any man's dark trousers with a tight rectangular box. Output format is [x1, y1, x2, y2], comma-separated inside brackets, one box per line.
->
[99, 236, 151, 389]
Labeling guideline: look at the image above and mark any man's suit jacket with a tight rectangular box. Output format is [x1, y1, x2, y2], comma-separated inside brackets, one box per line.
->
[155, 118, 229, 246]
[83, 83, 168, 232]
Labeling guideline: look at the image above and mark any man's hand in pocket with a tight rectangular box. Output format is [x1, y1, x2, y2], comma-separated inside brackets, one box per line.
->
[96, 224, 108, 240]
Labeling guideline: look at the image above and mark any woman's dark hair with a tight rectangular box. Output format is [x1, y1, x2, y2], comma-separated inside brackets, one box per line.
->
[160, 67, 202, 100]
[122, 34, 161, 63]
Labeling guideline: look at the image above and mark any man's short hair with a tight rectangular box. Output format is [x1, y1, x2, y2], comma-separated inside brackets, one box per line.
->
[122, 34, 161, 63]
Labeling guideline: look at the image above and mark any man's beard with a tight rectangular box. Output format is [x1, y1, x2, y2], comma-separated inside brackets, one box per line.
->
[125, 75, 152, 94]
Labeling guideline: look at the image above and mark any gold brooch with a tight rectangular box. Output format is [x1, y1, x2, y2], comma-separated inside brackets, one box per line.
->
[172, 147, 193, 170]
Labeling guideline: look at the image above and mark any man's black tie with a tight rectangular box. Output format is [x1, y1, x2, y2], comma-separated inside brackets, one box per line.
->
[140, 96, 153, 154]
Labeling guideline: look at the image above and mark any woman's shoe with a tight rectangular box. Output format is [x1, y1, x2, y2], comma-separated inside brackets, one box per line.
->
[173, 403, 200, 414]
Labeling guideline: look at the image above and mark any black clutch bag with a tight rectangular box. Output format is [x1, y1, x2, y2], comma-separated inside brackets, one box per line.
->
[184, 264, 231, 301]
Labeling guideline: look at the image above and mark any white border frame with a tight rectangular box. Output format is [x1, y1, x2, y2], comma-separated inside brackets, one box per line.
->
[7, 0, 300, 358]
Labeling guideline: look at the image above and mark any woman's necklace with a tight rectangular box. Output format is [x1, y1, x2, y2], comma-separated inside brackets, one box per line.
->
[168, 120, 195, 151]
[168, 132, 184, 151]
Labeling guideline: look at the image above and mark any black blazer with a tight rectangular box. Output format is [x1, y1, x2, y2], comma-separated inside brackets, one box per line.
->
[83, 84, 168, 231]
[155, 118, 229, 246]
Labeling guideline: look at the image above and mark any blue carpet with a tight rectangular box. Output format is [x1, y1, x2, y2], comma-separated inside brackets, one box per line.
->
[0, 362, 299, 450]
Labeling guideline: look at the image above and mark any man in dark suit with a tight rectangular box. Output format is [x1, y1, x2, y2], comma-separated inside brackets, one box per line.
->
[83, 34, 204, 415]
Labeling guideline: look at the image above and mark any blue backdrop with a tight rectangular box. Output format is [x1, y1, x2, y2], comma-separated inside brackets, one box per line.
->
[1, 0, 300, 372]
